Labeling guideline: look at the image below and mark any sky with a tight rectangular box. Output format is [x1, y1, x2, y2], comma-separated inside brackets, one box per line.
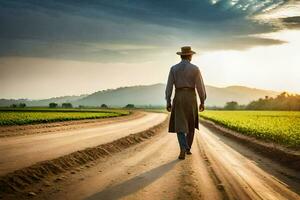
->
[0, 0, 300, 99]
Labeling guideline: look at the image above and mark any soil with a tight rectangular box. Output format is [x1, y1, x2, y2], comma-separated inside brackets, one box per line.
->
[0, 112, 167, 176]
[0, 117, 169, 199]
[2, 122, 299, 200]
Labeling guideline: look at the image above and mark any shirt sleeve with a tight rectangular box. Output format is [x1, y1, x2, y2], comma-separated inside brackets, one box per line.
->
[165, 68, 174, 106]
[195, 68, 206, 104]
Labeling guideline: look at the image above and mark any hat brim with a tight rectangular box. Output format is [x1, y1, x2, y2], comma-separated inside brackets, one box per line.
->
[176, 51, 196, 55]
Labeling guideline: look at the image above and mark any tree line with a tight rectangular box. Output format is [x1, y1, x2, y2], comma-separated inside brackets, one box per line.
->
[10, 103, 26, 108]
[246, 92, 300, 110]
[49, 103, 135, 109]
[9, 103, 136, 109]
[223, 92, 300, 111]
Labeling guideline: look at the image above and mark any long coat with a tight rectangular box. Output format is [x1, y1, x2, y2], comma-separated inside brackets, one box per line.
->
[165, 59, 206, 134]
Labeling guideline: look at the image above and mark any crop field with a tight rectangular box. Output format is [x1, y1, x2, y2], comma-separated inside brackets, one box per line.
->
[0, 108, 129, 126]
[200, 111, 300, 148]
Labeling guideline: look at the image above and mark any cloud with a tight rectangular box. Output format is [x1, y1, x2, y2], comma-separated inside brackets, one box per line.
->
[0, 0, 293, 62]
[281, 16, 300, 29]
[0, 39, 166, 63]
[200, 36, 286, 51]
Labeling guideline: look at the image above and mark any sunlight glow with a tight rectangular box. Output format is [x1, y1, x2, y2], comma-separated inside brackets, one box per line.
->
[194, 30, 300, 93]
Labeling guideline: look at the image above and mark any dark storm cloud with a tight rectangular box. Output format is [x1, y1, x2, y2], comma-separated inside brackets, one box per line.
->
[0, 0, 292, 62]
[201, 36, 286, 51]
[280, 16, 300, 29]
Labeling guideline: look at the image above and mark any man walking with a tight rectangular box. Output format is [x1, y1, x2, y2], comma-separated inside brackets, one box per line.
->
[165, 46, 206, 160]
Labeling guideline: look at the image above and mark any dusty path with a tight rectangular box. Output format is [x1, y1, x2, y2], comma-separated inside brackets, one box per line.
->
[0, 112, 167, 176]
[39, 124, 300, 200]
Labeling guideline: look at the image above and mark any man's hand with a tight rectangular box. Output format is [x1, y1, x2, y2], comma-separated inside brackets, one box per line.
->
[166, 104, 172, 112]
[199, 103, 205, 112]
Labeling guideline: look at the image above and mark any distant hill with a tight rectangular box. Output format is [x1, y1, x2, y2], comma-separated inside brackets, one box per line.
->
[74, 83, 279, 107]
[0, 84, 280, 107]
[75, 84, 165, 107]
[205, 85, 280, 107]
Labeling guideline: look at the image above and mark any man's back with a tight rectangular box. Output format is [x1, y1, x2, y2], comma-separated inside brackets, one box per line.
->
[165, 59, 206, 106]
[171, 59, 199, 89]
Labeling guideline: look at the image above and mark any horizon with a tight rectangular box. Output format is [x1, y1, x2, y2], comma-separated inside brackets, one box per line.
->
[0, 82, 291, 101]
[1, 1, 300, 99]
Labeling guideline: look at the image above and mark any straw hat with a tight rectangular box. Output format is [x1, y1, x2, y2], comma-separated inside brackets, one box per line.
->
[176, 46, 196, 55]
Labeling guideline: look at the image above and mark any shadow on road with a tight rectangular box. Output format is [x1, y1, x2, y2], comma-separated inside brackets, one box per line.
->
[86, 159, 179, 200]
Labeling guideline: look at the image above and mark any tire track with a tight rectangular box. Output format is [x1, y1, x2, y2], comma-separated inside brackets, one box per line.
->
[195, 135, 230, 200]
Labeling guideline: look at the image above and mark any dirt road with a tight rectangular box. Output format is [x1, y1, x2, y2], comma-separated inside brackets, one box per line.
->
[41, 123, 300, 200]
[0, 112, 167, 176]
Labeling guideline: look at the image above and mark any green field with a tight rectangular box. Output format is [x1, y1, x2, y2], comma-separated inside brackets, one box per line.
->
[200, 111, 300, 148]
[0, 108, 129, 126]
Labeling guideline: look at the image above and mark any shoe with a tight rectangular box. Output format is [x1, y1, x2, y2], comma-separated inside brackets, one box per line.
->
[178, 150, 186, 160]
[186, 149, 192, 155]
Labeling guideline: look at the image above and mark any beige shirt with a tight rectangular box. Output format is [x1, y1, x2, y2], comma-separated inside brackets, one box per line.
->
[165, 59, 206, 105]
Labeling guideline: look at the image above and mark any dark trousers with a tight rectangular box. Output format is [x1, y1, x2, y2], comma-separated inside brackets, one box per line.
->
[186, 131, 194, 150]
[177, 132, 195, 151]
